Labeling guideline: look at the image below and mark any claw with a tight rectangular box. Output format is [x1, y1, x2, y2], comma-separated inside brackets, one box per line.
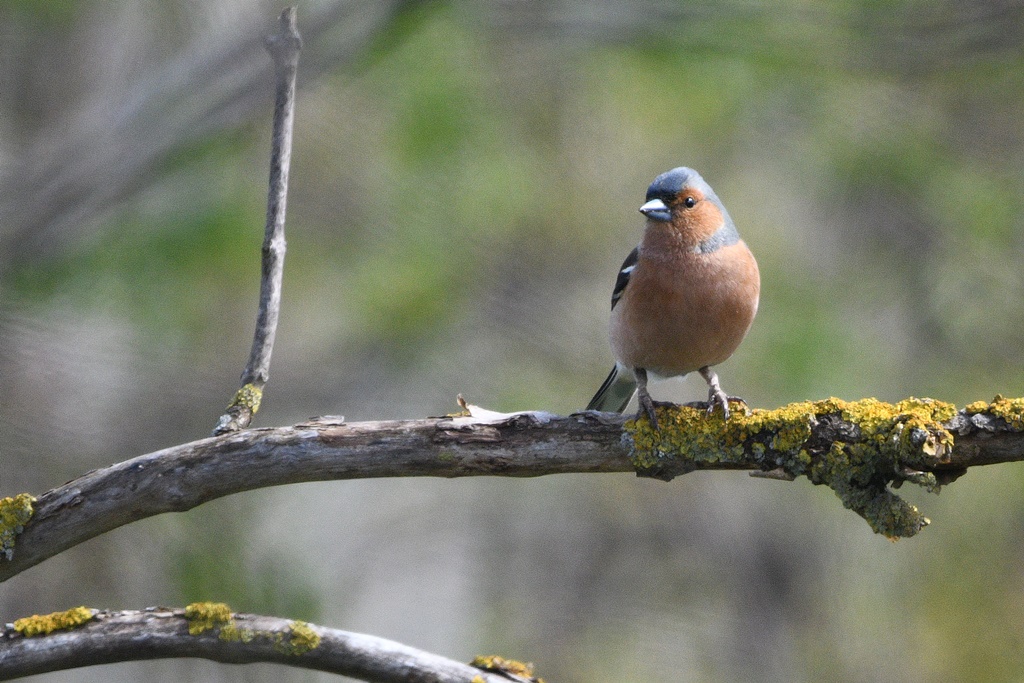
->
[637, 387, 659, 430]
[707, 388, 731, 420]
[700, 366, 732, 420]
[634, 367, 660, 429]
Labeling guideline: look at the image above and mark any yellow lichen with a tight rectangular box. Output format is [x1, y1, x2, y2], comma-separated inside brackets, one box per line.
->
[471, 655, 541, 680]
[183, 604, 318, 656]
[964, 399, 991, 414]
[13, 606, 94, 637]
[627, 401, 819, 475]
[278, 620, 320, 655]
[227, 383, 263, 413]
[625, 397, 959, 539]
[472, 677, 487, 683]
[0, 492, 36, 561]
[219, 622, 257, 643]
[965, 394, 1024, 430]
[184, 601, 234, 636]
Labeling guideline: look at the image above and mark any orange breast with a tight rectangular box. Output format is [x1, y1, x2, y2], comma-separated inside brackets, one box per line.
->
[609, 240, 759, 377]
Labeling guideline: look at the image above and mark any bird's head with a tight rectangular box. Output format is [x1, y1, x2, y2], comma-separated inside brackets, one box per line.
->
[639, 167, 738, 252]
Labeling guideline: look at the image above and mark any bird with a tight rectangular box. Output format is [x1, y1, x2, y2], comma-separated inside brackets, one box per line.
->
[586, 167, 760, 429]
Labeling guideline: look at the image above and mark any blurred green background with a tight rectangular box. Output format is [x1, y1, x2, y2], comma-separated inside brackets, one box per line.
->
[2, 1, 1023, 681]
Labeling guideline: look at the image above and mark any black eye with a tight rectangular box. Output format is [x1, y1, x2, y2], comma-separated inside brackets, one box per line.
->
[683, 196, 697, 208]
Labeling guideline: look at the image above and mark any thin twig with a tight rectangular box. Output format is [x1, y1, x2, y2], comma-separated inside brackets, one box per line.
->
[0, 606, 515, 683]
[213, 7, 302, 435]
[3, 397, 1024, 581]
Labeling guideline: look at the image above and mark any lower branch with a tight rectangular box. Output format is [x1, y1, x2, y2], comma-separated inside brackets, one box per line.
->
[0, 604, 522, 683]
[2, 396, 1023, 582]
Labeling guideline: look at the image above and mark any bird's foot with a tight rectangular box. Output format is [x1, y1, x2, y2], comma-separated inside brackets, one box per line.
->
[706, 385, 731, 420]
[637, 387, 660, 430]
[699, 366, 745, 420]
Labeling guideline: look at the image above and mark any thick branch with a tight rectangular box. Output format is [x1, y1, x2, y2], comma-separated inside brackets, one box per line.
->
[0, 412, 627, 582]
[2, 398, 1023, 582]
[213, 8, 301, 435]
[0, 606, 516, 682]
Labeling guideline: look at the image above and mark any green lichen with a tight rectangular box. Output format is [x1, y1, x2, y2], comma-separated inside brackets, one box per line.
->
[183, 603, 318, 656]
[219, 622, 258, 643]
[965, 394, 1024, 430]
[184, 601, 234, 635]
[278, 620, 320, 655]
[0, 492, 36, 561]
[227, 383, 263, 413]
[471, 655, 543, 682]
[627, 400, 819, 473]
[626, 397, 959, 539]
[13, 606, 94, 637]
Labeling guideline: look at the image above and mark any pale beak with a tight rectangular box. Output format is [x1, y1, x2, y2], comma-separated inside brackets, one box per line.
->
[639, 198, 671, 222]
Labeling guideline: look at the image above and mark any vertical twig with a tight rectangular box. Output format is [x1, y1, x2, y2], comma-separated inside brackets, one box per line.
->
[213, 7, 302, 436]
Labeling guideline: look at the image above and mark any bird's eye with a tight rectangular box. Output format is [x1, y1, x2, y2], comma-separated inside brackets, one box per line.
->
[683, 196, 697, 208]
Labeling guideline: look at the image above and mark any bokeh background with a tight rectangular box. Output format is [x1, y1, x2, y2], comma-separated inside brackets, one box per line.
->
[2, 1, 1024, 681]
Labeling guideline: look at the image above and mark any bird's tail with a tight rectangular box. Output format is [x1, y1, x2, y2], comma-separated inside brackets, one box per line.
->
[586, 365, 637, 413]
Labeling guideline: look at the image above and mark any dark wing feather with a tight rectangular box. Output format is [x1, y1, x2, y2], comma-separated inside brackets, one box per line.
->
[610, 247, 639, 310]
[587, 247, 642, 412]
[586, 364, 637, 412]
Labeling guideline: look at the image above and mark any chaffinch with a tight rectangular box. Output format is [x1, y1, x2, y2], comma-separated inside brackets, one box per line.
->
[587, 167, 760, 428]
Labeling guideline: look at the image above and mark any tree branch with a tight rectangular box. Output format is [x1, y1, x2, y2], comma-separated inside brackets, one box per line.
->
[0, 604, 521, 682]
[213, 7, 302, 435]
[2, 397, 1023, 582]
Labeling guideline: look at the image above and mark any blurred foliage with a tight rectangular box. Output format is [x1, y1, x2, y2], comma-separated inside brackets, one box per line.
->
[168, 497, 323, 624]
[1, 1, 1023, 682]
[3, 0, 79, 25]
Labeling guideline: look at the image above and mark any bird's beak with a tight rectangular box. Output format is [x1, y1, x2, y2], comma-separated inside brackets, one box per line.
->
[639, 198, 671, 222]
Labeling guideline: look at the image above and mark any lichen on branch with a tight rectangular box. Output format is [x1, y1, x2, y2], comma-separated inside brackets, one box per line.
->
[13, 606, 94, 637]
[0, 493, 36, 560]
[3, 397, 1024, 584]
[183, 601, 320, 655]
[624, 396, 1012, 539]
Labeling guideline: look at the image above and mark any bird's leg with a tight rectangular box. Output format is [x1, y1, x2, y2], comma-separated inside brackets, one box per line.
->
[634, 367, 659, 429]
[698, 366, 731, 420]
